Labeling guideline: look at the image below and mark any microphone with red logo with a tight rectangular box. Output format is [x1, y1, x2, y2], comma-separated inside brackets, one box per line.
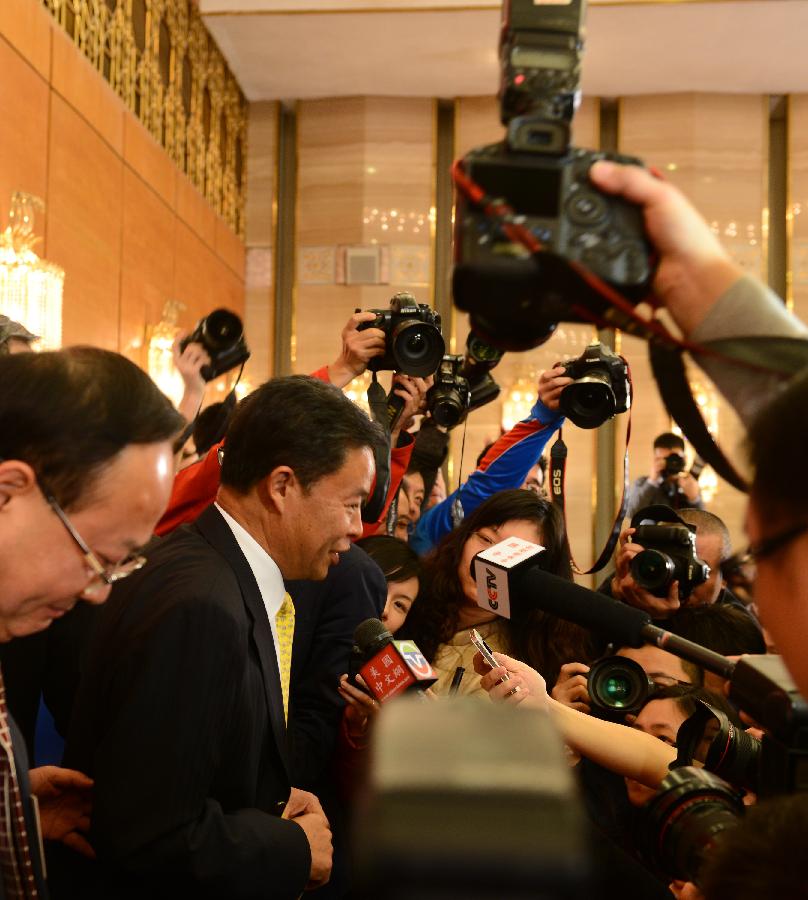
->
[354, 618, 437, 702]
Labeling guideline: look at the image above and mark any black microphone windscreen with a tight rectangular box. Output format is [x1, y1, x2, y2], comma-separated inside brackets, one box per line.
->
[510, 566, 651, 647]
[354, 618, 392, 655]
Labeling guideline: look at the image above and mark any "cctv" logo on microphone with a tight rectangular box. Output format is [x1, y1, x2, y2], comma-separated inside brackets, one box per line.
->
[485, 567, 499, 610]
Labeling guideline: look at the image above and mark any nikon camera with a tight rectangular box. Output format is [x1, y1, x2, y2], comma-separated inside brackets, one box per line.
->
[629, 505, 710, 601]
[559, 341, 629, 429]
[452, 0, 654, 352]
[357, 293, 444, 379]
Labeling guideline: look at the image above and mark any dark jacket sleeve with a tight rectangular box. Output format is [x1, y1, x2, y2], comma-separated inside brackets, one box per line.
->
[68, 581, 310, 900]
[287, 544, 387, 791]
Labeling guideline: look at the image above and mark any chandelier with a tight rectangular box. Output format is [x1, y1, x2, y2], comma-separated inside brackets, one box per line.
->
[0, 193, 64, 349]
[147, 299, 186, 408]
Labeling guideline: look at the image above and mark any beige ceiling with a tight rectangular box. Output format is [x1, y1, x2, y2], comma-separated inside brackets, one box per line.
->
[199, 1, 808, 101]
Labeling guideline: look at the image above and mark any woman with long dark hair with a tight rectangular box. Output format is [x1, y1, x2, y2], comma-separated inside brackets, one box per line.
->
[401, 489, 594, 695]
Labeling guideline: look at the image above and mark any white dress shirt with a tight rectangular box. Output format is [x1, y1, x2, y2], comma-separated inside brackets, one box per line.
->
[215, 503, 285, 665]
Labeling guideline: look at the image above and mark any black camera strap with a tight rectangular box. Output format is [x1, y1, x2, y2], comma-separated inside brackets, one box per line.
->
[648, 341, 748, 493]
[549, 409, 630, 575]
[650, 336, 808, 494]
[362, 374, 393, 524]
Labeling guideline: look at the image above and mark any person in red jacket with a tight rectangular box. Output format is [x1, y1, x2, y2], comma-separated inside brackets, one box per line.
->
[156, 310, 429, 538]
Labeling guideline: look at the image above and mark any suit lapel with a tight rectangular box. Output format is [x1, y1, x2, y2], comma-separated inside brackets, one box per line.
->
[194, 505, 291, 778]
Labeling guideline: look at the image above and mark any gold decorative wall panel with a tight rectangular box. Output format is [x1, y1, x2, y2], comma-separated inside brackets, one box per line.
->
[42, 0, 247, 236]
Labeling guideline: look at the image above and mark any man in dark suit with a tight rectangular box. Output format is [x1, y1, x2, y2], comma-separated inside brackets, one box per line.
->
[0, 347, 185, 896]
[60, 375, 382, 899]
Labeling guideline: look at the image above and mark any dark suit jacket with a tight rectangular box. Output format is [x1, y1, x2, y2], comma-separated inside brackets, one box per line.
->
[58, 506, 311, 899]
[287, 542, 386, 791]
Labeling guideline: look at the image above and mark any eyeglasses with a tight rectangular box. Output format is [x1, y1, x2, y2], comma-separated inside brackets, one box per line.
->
[742, 521, 808, 565]
[43, 489, 146, 598]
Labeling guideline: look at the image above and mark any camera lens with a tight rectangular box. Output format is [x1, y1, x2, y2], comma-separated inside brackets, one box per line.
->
[391, 319, 445, 378]
[559, 375, 616, 429]
[631, 549, 676, 593]
[431, 393, 465, 428]
[203, 309, 243, 350]
[642, 767, 744, 883]
[588, 656, 650, 716]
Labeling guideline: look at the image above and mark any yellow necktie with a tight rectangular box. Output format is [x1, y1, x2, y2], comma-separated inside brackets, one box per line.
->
[275, 592, 295, 723]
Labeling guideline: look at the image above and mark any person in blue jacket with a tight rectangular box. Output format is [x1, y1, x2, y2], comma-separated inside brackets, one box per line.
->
[410, 365, 572, 555]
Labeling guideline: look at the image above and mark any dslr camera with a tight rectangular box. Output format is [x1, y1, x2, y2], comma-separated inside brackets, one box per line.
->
[427, 332, 504, 428]
[357, 292, 444, 378]
[179, 308, 250, 382]
[587, 655, 670, 719]
[662, 451, 686, 478]
[559, 341, 629, 429]
[628, 505, 710, 601]
[452, 0, 654, 353]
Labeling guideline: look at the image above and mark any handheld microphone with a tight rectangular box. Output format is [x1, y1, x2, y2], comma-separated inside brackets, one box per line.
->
[354, 618, 437, 702]
[471, 538, 736, 679]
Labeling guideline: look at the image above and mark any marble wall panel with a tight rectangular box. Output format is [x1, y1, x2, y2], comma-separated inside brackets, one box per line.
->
[123, 115, 177, 211]
[119, 168, 176, 365]
[619, 93, 768, 552]
[0, 34, 50, 240]
[0, 15, 246, 371]
[789, 95, 808, 325]
[47, 94, 123, 349]
[244, 101, 279, 383]
[294, 97, 435, 378]
[50, 25, 125, 156]
[0, 0, 52, 81]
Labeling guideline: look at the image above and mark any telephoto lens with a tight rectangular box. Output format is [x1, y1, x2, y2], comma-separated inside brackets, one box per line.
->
[641, 766, 745, 884]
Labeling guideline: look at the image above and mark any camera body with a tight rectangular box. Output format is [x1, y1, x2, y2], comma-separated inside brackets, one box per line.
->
[357, 293, 444, 378]
[453, 146, 653, 352]
[179, 308, 250, 382]
[630, 523, 709, 601]
[452, 0, 654, 352]
[427, 356, 471, 428]
[662, 451, 686, 478]
[559, 341, 629, 429]
[628, 506, 710, 601]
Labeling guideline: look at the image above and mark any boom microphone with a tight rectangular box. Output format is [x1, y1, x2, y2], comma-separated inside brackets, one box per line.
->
[471, 538, 736, 679]
[353, 618, 437, 702]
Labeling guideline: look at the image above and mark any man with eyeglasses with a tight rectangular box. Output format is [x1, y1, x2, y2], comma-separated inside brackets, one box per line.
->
[0, 346, 184, 897]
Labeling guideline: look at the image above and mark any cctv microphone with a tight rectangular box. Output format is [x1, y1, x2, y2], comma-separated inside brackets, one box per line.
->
[471, 538, 736, 680]
[354, 618, 437, 702]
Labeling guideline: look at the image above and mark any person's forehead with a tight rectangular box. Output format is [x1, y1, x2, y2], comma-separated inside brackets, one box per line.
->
[695, 531, 723, 560]
[619, 645, 687, 677]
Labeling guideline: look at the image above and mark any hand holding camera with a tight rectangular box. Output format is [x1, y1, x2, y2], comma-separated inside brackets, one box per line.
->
[612, 527, 682, 618]
[550, 661, 591, 714]
[328, 310, 387, 388]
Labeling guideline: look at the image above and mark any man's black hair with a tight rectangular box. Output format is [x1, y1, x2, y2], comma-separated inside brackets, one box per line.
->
[220, 375, 383, 494]
[653, 432, 685, 452]
[0, 346, 185, 510]
[747, 369, 808, 525]
[193, 397, 236, 457]
[665, 604, 765, 656]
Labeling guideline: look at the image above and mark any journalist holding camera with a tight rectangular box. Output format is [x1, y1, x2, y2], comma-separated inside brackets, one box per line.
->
[625, 433, 704, 520]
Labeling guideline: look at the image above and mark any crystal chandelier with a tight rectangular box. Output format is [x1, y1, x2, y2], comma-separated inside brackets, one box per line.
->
[147, 299, 186, 408]
[0, 193, 64, 349]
